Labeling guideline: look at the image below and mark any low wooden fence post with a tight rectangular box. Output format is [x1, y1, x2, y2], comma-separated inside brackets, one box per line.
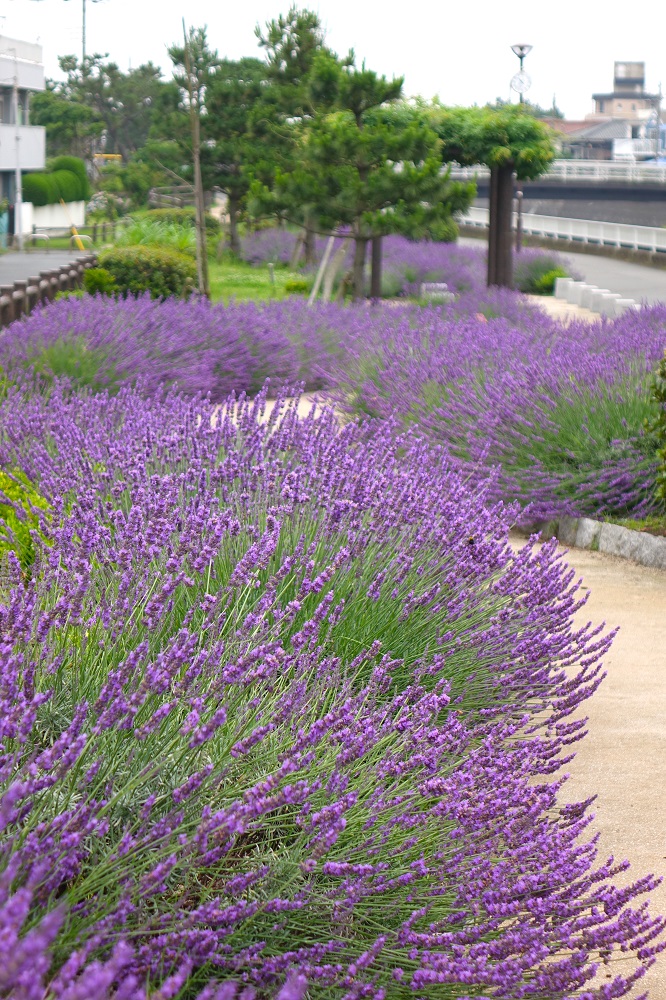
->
[0, 286, 14, 325]
[13, 281, 28, 319]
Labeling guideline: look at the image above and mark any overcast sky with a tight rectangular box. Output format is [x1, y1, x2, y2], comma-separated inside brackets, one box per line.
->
[1, 0, 664, 120]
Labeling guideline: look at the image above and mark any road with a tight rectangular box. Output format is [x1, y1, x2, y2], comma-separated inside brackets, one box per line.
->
[0, 251, 90, 287]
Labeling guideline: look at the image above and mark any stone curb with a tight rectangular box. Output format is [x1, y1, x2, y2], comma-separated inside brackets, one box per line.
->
[514, 516, 666, 571]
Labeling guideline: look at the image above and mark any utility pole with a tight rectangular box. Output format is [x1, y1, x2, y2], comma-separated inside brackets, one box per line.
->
[11, 49, 23, 250]
[654, 85, 662, 161]
[29, 0, 104, 66]
[182, 20, 209, 298]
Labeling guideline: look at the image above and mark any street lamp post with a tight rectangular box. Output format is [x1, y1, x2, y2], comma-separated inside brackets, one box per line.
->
[510, 44, 532, 104]
[30, 0, 106, 65]
[510, 45, 532, 254]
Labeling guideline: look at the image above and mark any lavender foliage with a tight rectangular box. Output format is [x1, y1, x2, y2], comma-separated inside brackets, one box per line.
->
[2, 289, 665, 516]
[0, 383, 664, 997]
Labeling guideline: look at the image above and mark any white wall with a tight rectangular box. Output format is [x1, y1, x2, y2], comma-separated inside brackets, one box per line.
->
[19, 200, 86, 235]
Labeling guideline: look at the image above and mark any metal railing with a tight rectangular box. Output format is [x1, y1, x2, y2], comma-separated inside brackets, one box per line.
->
[459, 206, 666, 253]
[0, 255, 97, 328]
[449, 159, 666, 184]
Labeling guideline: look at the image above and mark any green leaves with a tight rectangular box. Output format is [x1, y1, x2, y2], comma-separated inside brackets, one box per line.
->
[429, 103, 556, 180]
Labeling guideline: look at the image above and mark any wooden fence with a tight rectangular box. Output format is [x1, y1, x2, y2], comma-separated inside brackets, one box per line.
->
[0, 254, 97, 328]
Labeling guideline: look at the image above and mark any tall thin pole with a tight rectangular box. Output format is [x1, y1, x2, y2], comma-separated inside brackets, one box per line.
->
[12, 50, 23, 250]
[82, 0, 86, 62]
[182, 20, 209, 298]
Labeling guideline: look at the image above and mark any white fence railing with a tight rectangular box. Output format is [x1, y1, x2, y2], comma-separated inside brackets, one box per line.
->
[449, 159, 666, 185]
[459, 206, 666, 254]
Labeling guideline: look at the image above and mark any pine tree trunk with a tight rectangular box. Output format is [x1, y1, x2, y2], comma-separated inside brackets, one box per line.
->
[487, 164, 514, 288]
[228, 197, 241, 256]
[370, 235, 382, 299]
[304, 219, 316, 267]
[352, 236, 368, 300]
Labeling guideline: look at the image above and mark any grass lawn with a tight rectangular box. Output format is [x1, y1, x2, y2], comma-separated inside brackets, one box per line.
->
[208, 255, 310, 303]
[607, 513, 666, 537]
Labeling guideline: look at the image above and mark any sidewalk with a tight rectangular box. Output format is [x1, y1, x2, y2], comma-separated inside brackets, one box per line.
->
[510, 535, 666, 998]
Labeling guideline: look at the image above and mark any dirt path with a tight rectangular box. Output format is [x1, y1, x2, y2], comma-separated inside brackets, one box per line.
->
[510, 534, 666, 995]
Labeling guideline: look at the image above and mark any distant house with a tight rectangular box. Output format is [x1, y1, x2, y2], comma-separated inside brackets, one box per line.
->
[592, 62, 658, 121]
[547, 62, 662, 161]
[0, 36, 46, 198]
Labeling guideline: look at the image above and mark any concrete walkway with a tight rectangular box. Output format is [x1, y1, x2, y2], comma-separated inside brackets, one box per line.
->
[562, 250, 666, 306]
[511, 535, 666, 996]
[460, 234, 666, 306]
[0, 251, 88, 285]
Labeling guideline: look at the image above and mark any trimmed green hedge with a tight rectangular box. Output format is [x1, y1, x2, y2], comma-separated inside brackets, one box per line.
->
[145, 207, 221, 236]
[50, 156, 91, 199]
[98, 245, 196, 299]
[22, 157, 90, 206]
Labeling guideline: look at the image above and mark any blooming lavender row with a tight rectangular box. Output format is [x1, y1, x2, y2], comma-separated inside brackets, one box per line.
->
[0, 384, 663, 996]
[240, 229, 576, 298]
[3, 289, 665, 516]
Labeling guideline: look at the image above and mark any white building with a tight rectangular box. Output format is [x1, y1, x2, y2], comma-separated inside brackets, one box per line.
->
[0, 35, 46, 205]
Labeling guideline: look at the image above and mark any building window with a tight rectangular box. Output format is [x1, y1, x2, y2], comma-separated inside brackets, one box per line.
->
[632, 103, 636, 111]
[599, 100, 605, 112]
[617, 102, 623, 109]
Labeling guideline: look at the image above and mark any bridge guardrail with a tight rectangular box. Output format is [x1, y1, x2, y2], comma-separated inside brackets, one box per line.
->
[459, 207, 666, 254]
[449, 159, 666, 184]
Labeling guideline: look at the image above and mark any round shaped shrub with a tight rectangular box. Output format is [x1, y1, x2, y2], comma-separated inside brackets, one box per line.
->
[98, 245, 197, 299]
[22, 171, 59, 207]
[82, 266, 118, 296]
[284, 277, 309, 294]
[50, 156, 91, 199]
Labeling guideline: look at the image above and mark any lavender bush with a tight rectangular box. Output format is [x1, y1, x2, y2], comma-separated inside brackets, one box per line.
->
[0, 383, 663, 997]
[3, 291, 665, 516]
[240, 229, 575, 300]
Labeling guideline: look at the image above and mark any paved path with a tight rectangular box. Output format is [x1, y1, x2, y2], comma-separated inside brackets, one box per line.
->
[0, 251, 87, 285]
[561, 250, 666, 306]
[510, 535, 666, 996]
[460, 234, 666, 305]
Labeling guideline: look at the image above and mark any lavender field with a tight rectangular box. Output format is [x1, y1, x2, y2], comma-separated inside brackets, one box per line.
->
[1, 243, 666, 998]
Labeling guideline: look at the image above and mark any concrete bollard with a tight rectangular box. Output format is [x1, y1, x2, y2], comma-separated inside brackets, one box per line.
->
[590, 288, 611, 313]
[579, 285, 599, 309]
[599, 293, 622, 317]
[565, 281, 582, 304]
[614, 298, 637, 315]
[554, 276, 573, 299]
[568, 282, 594, 306]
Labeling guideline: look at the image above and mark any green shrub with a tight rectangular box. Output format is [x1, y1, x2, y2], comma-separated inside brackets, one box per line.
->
[514, 254, 572, 294]
[145, 207, 221, 236]
[99, 245, 196, 299]
[22, 172, 60, 207]
[284, 277, 309, 294]
[23, 163, 88, 206]
[50, 156, 91, 199]
[83, 267, 118, 296]
[531, 266, 570, 295]
[0, 468, 49, 574]
[51, 169, 81, 203]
